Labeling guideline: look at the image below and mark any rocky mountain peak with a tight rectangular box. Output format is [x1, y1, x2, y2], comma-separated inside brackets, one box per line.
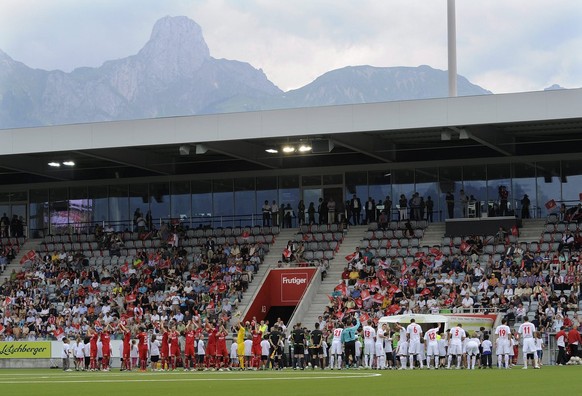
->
[137, 15, 210, 78]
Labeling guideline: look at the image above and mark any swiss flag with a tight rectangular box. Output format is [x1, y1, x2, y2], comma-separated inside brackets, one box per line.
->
[355, 298, 363, 308]
[545, 199, 557, 210]
[361, 289, 371, 300]
[242, 231, 250, 239]
[387, 304, 400, 315]
[54, 328, 65, 341]
[388, 284, 400, 294]
[121, 263, 129, 273]
[334, 283, 347, 296]
[2, 297, 11, 307]
[125, 293, 136, 303]
[368, 278, 379, 290]
[460, 241, 471, 253]
[19, 250, 36, 265]
[345, 253, 356, 261]
[420, 288, 432, 296]
[373, 293, 384, 304]
[359, 312, 370, 323]
[283, 248, 292, 258]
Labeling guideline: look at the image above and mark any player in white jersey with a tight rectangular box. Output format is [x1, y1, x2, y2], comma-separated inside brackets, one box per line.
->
[362, 320, 376, 368]
[518, 317, 539, 369]
[494, 318, 512, 369]
[447, 323, 466, 369]
[465, 334, 481, 370]
[383, 328, 394, 369]
[375, 324, 387, 369]
[394, 323, 408, 369]
[406, 319, 424, 369]
[438, 332, 447, 368]
[424, 323, 441, 369]
[330, 323, 343, 369]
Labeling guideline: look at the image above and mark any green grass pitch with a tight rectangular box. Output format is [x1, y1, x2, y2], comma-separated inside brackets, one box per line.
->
[1, 367, 579, 396]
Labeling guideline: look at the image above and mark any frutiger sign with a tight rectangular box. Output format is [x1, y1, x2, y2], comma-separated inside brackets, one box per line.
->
[282, 276, 307, 285]
[280, 271, 311, 303]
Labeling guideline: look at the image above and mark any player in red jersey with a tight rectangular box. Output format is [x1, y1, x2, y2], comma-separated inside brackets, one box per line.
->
[88, 327, 99, 371]
[159, 322, 169, 371]
[205, 326, 217, 369]
[100, 324, 112, 371]
[251, 324, 263, 369]
[215, 324, 230, 370]
[119, 321, 132, 371]
[137, 326, 148, 371]
[184, 321, 197, 371]
[168, 324, 181, 370]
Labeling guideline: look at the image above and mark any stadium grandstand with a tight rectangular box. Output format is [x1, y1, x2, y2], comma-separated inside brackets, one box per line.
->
[1, 87, 582, 369]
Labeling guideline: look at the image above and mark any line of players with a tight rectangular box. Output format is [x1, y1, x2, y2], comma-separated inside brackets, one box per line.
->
[64, 315, 543, 372]
[327, 317, 542, 370]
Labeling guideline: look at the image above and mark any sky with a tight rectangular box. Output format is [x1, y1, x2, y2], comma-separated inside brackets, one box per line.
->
[0, 0, 581, 93]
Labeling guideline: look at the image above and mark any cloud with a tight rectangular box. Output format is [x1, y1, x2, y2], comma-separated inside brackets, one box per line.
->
[0, 0, 581, 93]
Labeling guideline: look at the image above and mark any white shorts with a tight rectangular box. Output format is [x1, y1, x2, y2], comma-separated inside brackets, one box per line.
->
[466, 343, 479, 356]
[426, 342, 439, 356]
[331, 340, 342, 355]
[522, 338, 537, 354]
[397, 341, 408, 356]
[408, 339, 421, 355]
[364, 340, 375, 355]
[448, 343, 463, 355]
[496, 340, 511, 355]
[375, 342, 385, 357]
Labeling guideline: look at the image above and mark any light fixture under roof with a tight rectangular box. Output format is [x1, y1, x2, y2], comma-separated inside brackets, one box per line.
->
[63, 161, 76, 166]
[265, 148, 278, 154]
[282, 146, 295, 153]
[298, 144, 312, 152]
[48, 162, 61, 167]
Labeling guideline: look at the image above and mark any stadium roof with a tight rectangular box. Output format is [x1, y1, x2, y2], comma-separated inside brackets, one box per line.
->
[1, 88, 582, 185]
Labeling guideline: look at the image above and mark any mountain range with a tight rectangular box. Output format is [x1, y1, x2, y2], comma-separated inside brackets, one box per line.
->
[0, 15, 491, 129]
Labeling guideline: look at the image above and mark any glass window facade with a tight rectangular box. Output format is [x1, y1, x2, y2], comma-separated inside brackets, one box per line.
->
[15, 159, 582, 237]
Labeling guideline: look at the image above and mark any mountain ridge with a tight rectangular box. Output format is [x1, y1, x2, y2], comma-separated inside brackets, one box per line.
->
[0, 15, 490, 129]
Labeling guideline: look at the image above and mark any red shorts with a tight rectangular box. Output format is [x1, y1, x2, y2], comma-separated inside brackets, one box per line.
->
[170, 347, 180, 357]
[252, 345, 261, 356]
[185, 346, 195, 357]
[216, 344, 228, 357]
[161, 347, 168, 358]
[206, 344, 216, 356]
[139, 346, 148, 359]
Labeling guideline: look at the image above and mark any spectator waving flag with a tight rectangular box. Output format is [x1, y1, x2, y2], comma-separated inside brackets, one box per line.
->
[345, 252, 356, 261]
[373, 293, 384, 304]
[19, 250, 36, 265]
[360, 289, 371, 300]
[53, 328, 65, 341]
[545, 199, 557, 211]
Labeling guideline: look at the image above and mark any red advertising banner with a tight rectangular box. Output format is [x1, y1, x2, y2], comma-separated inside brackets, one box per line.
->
[243, 268, 316, 322]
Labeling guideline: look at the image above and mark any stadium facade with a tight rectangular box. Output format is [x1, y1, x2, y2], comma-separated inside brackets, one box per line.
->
[1, 88, 582, 237]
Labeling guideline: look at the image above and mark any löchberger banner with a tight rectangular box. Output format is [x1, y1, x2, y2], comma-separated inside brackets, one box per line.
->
[0, 342, 52, 358]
